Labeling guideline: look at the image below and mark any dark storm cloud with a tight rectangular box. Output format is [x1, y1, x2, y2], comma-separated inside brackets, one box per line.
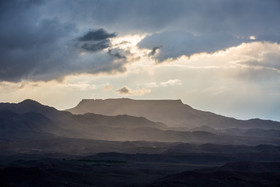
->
[0, 1, 74, 50]
[0, 1, 76, 81]
[47, 0, 280, 41]
[0, 0, 279, 82]
[78, 29, 116, 42]
[75, 29, 116, 52]
[0, 1, 127, 82]
[44, 0, 280, 61]
[77, 40, 110, 52]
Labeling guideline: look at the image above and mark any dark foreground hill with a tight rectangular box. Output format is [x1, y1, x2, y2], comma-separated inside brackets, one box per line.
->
[67, 98, 280, 130]
[0, 157, 279, 187]
[150, 161, 280, 187]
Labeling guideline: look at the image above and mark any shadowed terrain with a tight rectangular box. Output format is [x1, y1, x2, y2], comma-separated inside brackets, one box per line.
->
[149, 161, 280, 187]
[0, 99, 280, 186]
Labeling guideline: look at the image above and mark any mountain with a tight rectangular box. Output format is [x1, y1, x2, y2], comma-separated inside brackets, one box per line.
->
[0, 99, 170, 142]
[1, 99, 280, 186]
[0, 99, 225, 144]
[1, 99, 280, 149]
[0, 99, 58, 115]
[67, 98, 280, 130]
[0, 110, 54, 140]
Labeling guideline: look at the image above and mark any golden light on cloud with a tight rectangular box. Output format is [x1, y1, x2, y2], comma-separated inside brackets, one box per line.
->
[110, 34, 146, 51]
[160, 79, 182, 87]
[0, 41, 279, 118]
[249, 36, 256, 40]
[103, 83, 112, 91]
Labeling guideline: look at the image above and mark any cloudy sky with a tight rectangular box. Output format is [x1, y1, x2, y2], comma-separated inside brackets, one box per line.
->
[0, 0, 280, 121]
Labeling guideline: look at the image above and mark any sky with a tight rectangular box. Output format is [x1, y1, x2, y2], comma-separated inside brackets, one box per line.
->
[0, 0, 280, 121]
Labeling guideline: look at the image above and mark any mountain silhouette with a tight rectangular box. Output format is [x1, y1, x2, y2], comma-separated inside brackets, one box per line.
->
[0, 99, 58, 115]
[0, 99, 280, 187]
[0, 99, 172, 142]
[1, 99, 279, 146]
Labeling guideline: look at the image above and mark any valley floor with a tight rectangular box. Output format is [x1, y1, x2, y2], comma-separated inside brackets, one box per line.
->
[0, 152, 279, 187]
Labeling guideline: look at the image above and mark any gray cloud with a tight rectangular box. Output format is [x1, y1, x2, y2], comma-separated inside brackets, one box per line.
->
[149, 46, 161, 56]
[234, 52, 280, 81]
[0, 0, 279, 81]
[117, 87, 130, 94]
[0, 1, 128, 82]
[117, 86, 151, 96]
[78, 29, 116, 41]
[0, 1, 77, 81]
[49, 0, 279, 61]
[46, 0, 280, 41]
[244, 53, 280, 71]
[75, 29, 116, 52]
[139, 31, 245, 61]
[77, 40, 110, 52]
[108, 49, 127, 59]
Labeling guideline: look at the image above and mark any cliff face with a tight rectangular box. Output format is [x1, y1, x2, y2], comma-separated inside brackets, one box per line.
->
[69, 98, 186, 116]
[67, 98, 280, 129]
[68, 98, 196, 127]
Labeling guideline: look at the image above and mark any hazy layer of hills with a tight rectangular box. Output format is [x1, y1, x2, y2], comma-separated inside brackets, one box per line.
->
[0, 99, 279, 145]
[68, 98, 280, 129]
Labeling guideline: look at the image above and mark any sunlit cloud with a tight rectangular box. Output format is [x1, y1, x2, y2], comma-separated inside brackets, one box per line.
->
[103, 83, 113, 91]
[160, 79, 182, 87]
[249, 36, 256, 40]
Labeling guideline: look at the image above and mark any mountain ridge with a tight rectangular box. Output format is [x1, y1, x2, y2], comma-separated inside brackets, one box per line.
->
[1, 99, 279, 145]
[67, 98, 280, 129]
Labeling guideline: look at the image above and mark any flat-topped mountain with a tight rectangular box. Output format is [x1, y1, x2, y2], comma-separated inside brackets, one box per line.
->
[67, 98, 280, 130]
